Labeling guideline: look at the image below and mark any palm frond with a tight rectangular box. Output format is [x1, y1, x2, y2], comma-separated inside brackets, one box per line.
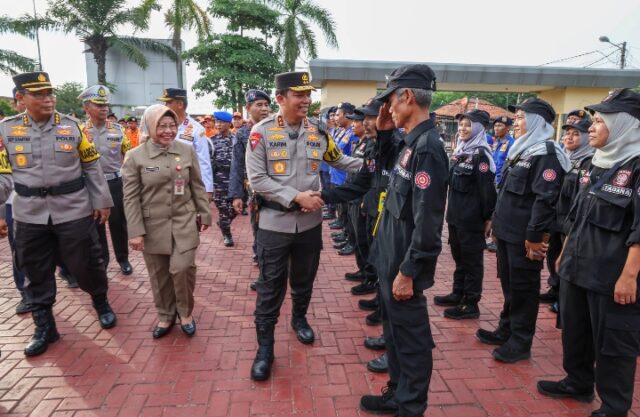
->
[107, 36, 150, 69]
[114, 36, 179, 61]
[184, 0, 211, 39]
[296, 19, 317, 59]
[297, 2, 337, 48]
[0, 48, 37, 75]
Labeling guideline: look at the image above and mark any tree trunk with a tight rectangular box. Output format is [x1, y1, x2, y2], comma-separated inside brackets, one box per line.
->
[174, 27, 184, 89]
[90, 39, 108, 85]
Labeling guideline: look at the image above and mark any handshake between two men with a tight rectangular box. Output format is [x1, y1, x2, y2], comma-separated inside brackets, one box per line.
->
[295, 190, 325, 213]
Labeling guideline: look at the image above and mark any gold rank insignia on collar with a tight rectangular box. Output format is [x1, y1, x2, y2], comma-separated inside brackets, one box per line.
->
[277, 115, 285, 128]
[22, 114, 29, 125]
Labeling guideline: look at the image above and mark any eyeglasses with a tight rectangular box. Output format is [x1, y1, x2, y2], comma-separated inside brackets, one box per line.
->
[25, 91, 55, 100]
[157, 124, 178, 131]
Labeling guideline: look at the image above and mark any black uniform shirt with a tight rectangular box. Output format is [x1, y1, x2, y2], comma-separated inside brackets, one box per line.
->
[492, 142, 565, 244]
[560, 157, 640, 295]
[556, 156, 592, 234]
[228, 123, 251, 198]
[445, 149, 497, 231]
[374, 119, 448, 290]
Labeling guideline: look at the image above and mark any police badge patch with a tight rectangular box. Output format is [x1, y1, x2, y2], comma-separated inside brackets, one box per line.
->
[613, 169, 631, 187]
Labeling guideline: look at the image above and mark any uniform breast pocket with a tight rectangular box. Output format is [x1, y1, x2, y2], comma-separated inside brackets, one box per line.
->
[7, 142, 34, 169]
[385, 176, 411, 220]
[602, 310, 640, 357]
[267, 149, 291, 176]
[306, 147, 322, 175]
[450, 169, 472, 192]
[53, 141, 78, 165]
[587, 193, 631, 232]
[504, 168, 528, 196]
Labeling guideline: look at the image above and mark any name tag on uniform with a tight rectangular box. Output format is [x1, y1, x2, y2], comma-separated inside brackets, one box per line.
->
[145, 166, 159, 172]
[174, 178, 185, 195]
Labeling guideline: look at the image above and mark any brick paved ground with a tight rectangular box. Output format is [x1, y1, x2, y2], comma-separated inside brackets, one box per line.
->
[0, 208, 639, 417]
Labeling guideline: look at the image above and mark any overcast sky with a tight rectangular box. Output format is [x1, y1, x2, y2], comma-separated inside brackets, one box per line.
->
[2, 0, 640, 113]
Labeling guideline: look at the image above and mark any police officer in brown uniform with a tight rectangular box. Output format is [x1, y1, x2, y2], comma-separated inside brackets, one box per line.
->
[0, 72, 116, 357]
[79, 85, 133, 275]
[245, 71, 362, 381]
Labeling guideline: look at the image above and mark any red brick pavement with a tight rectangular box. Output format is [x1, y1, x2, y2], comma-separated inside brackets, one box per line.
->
[1, 210, 639, 417]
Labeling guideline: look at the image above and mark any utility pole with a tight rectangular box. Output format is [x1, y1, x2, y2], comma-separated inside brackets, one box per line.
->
[599, 36, 627, 69]
[32, 0, 43, 70]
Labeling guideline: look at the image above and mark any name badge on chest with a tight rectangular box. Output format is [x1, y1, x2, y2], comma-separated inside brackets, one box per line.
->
[174, 178, 185, 195]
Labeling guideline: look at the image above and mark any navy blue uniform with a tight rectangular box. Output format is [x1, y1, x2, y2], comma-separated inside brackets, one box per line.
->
[210, 133, 237, 236]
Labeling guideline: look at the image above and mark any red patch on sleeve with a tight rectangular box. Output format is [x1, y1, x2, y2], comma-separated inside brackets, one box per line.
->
[249, 132, 262, 151]
[479, 162, 489, 173]
[542, 169, 557, 182]
[415, 171, 431, 189]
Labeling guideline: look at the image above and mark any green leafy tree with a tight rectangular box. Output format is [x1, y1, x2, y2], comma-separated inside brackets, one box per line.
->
[43, 0, 177, 85]
[164, 0, 212, 89]
[0, 99, 18, 117]
[267, 0, 338, 71]
[54, 82, 85, 117]
[0, 15, 39, 75]
[210, 0, 281, 37]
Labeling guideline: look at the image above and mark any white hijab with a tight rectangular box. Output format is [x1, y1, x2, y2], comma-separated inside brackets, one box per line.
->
[507, 113, 571, 172]
[453, 120, 496, 172]
[592, 112, 640, 169]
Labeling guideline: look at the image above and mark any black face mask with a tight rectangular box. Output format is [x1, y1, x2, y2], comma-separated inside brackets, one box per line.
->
[289, 132, 299, 140]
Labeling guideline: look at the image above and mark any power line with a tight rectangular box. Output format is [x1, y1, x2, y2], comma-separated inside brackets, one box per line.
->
[539, 47, 615, 66]
[584, 50, 618, 68]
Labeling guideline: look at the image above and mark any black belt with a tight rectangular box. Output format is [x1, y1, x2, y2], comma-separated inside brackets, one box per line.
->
[14, 177, 85, 197]
[256, 195, 300, 212]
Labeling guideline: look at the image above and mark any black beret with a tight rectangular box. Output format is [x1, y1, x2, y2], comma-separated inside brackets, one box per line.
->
[562, 119, 592, 133]
[275, 71, 315, 92]
[585, 88, 640, 121]
[455, 109, 491, 127]
[508, 98, 556, 124]
[374, 64, 437, 102]
[347, 111, 365, 121]
[359, 99, 383, 116]
[567, 109, 589, 119]
[245, 89, 271, 104]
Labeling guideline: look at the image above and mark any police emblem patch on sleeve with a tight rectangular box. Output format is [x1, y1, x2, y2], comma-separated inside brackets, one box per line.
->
[415, 171, 431, 189]
[613, 169, 631, 187]
[543, 169, 557, 182]
[250, 132, 262, 151]
[479, 162, 489, 173]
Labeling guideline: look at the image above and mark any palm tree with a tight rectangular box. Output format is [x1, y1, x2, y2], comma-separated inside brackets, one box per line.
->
[45, 0, 177, 85]
[0, 15, 38, 75]
[266, 0, 338, 71]
[164, 0, 212, 89]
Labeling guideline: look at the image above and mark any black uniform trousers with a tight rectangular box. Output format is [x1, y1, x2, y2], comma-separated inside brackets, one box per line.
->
[96, 177, 129, 266]
[255, 225, 322, 326]
[14, 215, 109, 308]
[496, 238, 542, 352]
[448, 224, 485, 303]
[545, 231, 564, 290]
[559, 279, 638, 416]
[379, 274, 434, 417]
[349, 203, 376, 280]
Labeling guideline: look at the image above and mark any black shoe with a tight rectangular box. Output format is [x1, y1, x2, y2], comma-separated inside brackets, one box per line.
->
[333, 240, 348, 250]
[252, 255, 258, 264]
[118, 260, 133, 275]
[323, 212, 336, 220]
[549, 301, 559, 313]
[486, 241, 497, 253]
[16, 297, 35, 315]
[537, 379, 595, 403]
[590, 410, 627, 417]
[181, 319, 196, 337]
[251, 344, 274, 380]
[250, 280, 258, 291]
[153, 314, 176, 339]
[539, 288, 558, 303]
[364, 335, 386, 350]
[338, 244, 355, 255]
[330, 231, 343, 238]
[24, 309, 60, 357]
[329, 221, 344, 230]
[433, 292, 462, 306]
[366, 352, 388, 373]
[291, 316, 315, 344]
[492, 344, 531, 363]
[351, 280, 377, 296]
[332, 233, 347, 242]
[223, 235, 234, 247]
[366, 310, 382, 326]
[359, 297, 379, 311]
[92, 295, 117, 329]
[360, 384, 397, 414]
[444, 303, 480, 320]
[476, 328, 509, 345]
[59, 269, 79, 288]
[345, 270, 365, 281]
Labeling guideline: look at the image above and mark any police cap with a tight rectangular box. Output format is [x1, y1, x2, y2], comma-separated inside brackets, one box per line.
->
[508, 98, 556, 124]
[274, 71, 315, 92]
[455, 109, 491, 127]
[213, 111, 233, 123]
[78, 85, 111, 104]
[245, 89, 271, 104]
[562, 119, 592, 133]
[567, 109, 589, 120]
[337, 102, 355, 114]
[128, 117, 138, 123]
[358, 99, 383, 117]
[157, 88, 187, 101]
[374, 64, 437, 102]
[493, 115, 513, 126]
[346, 111, 365, 121]
[13, 71, 53, 92]
[585, 88, 640, 121]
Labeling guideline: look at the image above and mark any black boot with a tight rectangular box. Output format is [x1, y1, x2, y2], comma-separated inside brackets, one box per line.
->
[444, 297, 480, 320]
[360, 382, 398, 414]
[251, 324, 275, 381]
[291, 316, 315, 344]
[24, 309, 60, 357]
[433, 292, 462, 306]
[92, 294, 117, 329]
[16, 290, 35, 315]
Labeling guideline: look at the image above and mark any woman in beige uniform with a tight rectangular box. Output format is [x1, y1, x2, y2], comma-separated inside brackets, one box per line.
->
[122, 104, 211, 338]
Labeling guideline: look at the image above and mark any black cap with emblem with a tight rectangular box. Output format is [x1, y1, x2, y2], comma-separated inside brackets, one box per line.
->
[275, 71, 315, 92]
[13, 71, 53, 92]
[493, 116, 513, 126]
[508, 98, 556, 124]
[337, 102, 355, 114]
[157, 88, 187, 101]
[585, 89, 640, 121]
[245, 89, 271, 104]
[567, 109, 590, 120]
[374, 64, 437, 102]
[455, 109, 491, 127]
[561, 119, 592, 132]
